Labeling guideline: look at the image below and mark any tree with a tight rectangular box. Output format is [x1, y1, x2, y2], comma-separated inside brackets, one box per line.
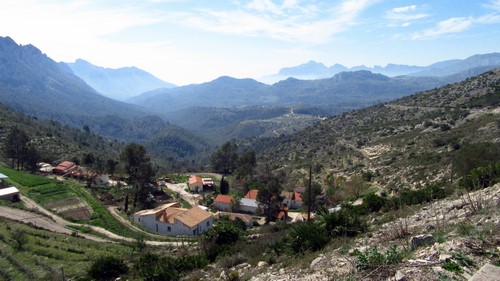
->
[303, 182, 323, 212]
[235, 150, 256, 179]
[104, 159, 118, 176]
[256, 172, 282, 223]
[120, 143, 156, 209]
[210, 141, 238, 175]
[3, 127, 29, 170]
[82, 153, 104, 188]
[220, 176, 229, 195]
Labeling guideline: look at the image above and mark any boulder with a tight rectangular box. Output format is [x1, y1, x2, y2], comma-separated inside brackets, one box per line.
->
[410, 234, 434, 248]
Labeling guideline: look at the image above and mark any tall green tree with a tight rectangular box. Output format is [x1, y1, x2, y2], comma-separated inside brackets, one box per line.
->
[256, 172, 282, 223]
[235, 150, 256, 179]
[210, 141, 238, 175]
[220, 176, 229, 195]
[120, 143, 156, 209]
[303, 182, 323, 212]
[3, 127, 37, 171]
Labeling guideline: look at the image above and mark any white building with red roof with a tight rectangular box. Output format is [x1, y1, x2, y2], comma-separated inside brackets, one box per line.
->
[133, 202, 213, 236]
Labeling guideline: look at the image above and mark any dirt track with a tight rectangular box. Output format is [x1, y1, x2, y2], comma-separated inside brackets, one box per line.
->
[0, 195, 186, 246]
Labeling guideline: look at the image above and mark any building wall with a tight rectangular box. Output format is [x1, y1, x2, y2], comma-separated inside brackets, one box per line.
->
[189, 183, 203, 192]
[214, 202, 232, 211]
[238, 204, 257, 214]
[134, 213, 213, 236]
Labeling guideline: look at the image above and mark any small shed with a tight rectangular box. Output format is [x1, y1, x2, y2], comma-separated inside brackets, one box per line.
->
[0, 187, 20, 202]
[188, 175, 204, 193]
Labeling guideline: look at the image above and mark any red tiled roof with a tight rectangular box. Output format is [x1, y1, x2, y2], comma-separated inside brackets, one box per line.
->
[189, 175, 203, 185]
[215, 194, 233, 204]
[294, 192, 303, 202]
[244, 189, 259, 200]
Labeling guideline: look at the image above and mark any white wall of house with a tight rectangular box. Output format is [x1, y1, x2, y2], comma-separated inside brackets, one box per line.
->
[283, 198, 302, 209]
[133, 213, 213, 236]
[189, 183, 203, 192]
[214, 202, 232, 211]
[237, 198, 258, 214]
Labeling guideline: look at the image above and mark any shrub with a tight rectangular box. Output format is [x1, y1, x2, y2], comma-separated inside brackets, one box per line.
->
[288, 221, 329, 253]
[318, 205, 367, 237]
[363, 193, 388, 213]
[353, 245, 403, 271]
[442, 260, 463, 274]
[200, 219, 243, 261]
[87, 256, 128, 281]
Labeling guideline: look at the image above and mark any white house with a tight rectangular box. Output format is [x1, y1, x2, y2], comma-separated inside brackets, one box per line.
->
[281, 191, 303, 209]
[238, 198, 258, 214]
[214, 194, 233, 211]
[133, 202, 213, 236]
[0, 187, 20, 202]
[188, 175, 204, 193]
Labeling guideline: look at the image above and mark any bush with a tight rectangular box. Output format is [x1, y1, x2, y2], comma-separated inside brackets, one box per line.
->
[363, 193, 388, 213]
[354, 245, 403, 271]
[87, 256, 128, 281]
[133, 253, 208, 281]
[288, 221, 330, 253]
[200, 219, 243, 261]
[318, 205, 367, 237]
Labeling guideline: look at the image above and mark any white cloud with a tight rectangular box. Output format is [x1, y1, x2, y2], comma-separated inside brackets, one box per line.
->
[412, 17, 473, 40]
[172, 0, 373, 43]
[412, 13, 500, 40]
[484, 0, 500, 12]
[385, 4, 428, 24]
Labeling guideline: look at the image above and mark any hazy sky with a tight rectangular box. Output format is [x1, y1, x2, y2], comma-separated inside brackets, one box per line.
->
[1, 0, 500, 85]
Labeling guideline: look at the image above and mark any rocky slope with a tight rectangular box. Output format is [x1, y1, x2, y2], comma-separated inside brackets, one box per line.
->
[198, 184, 499, 280]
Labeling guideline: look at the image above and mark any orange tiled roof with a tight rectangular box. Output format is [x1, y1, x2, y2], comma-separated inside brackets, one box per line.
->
[176, 206, 213, 228]
[215, 194, 233, 204]
[244, 189, 259, 200]
[189, 175, 203, 185]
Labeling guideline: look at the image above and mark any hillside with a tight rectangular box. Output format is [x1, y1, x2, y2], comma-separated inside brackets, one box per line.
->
[129, 71, 446, 113]
[0, 36, 210, 164]
[259, 68, 500, 190]
[0, 103, 122, 164]
[67, 59, 176, 101]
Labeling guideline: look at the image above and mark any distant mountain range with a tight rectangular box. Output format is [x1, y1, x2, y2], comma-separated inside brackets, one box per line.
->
[0, 36, 210, 164]
[261, 53, 500, 84]
[66, 59, 176, 101]
[128, 69, 476, 114]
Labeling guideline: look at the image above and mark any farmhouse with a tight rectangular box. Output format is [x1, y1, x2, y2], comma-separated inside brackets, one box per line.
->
[238, 198, 259, 214]
[214, 194, 233, 211]
[0, 173, 19, 202]
[188, 175, 204, 192]
[133, 202, 213, 236]
[53, 161, 77, 175]
[281, 191, 303, 209]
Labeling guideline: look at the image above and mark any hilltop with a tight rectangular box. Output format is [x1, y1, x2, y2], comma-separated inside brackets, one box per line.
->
[259, 68, 500, 192]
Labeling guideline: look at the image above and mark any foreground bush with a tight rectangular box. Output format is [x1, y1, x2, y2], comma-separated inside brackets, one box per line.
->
[87, 256, 128, 281]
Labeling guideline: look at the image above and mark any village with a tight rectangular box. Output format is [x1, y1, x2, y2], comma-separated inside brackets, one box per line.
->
[0, 160, 312, 238]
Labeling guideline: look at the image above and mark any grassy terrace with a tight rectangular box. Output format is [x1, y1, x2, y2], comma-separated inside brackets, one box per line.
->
[0, 167, 138, 238]
[0, 218, 134, 281]
[0, 166, 197, 242]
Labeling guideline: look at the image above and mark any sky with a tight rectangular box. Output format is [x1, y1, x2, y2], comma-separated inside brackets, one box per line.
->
[1, 0, 500, 86]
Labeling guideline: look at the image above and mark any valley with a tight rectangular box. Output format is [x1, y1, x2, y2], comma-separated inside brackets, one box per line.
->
[0, 35, 498, 281]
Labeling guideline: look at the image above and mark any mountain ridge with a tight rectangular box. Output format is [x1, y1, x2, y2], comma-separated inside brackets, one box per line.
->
[66, 59, 176, 101]
[261, 53, 500, 84]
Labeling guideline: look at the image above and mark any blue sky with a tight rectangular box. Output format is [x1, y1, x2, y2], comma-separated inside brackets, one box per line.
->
[1, 0, 499, 85]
